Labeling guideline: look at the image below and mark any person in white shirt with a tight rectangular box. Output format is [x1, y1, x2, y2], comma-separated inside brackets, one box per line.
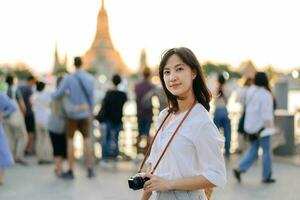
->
[141, 47, 226, 200]
[32, 81, 53, 164]
[233, 72, 276, 184]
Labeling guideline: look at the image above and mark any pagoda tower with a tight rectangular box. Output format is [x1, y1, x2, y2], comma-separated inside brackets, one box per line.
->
[138, 48, 149, 75]
[84, 0, 130, 77]
[52, 44, 67, 74]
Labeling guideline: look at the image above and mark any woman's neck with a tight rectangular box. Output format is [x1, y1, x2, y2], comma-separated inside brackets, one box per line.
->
[176, 94, 196, 114]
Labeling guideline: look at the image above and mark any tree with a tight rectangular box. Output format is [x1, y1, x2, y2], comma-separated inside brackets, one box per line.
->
[202, 62, 241, 79]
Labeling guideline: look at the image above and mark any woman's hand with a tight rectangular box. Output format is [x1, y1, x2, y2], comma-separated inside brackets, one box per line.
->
[143, 174, 172, 192]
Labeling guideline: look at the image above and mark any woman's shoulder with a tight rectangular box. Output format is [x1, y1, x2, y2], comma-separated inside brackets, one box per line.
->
[186, 103, 212, 128]
[158, 108, 169, 119]
[256, 87, 272, 99]
[186, 103, 222, 140]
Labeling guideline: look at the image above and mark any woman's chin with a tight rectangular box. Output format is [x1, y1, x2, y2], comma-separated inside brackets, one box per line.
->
[170, 90, 182, 96]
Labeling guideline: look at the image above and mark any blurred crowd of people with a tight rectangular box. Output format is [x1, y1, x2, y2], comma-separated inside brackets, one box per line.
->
[0, 55, 279, 186]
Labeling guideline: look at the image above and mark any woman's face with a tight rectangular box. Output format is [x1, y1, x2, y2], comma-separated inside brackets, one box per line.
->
[163, 54, 196, 98]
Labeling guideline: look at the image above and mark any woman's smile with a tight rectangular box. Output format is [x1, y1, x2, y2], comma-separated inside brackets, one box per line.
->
[169, 83, 181, 89]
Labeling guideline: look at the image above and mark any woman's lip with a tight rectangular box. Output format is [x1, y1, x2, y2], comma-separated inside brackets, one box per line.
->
[170, 83, 181, 88]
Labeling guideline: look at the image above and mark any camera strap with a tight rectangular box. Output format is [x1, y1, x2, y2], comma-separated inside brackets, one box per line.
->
[138, 101, 197, 174]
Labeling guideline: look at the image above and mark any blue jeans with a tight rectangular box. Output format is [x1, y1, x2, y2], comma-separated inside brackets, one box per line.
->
[137, 118, 152, 136]
[101, 122, 122, 159]
[239, 136, 272, 179]
[214, 108, 231, 156]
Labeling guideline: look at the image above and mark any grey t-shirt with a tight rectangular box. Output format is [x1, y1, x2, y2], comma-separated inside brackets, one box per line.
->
[47, 99, 65, 134]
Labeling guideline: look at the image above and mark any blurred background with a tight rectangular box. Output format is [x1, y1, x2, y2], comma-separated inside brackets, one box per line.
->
[0, 0, 300, 199]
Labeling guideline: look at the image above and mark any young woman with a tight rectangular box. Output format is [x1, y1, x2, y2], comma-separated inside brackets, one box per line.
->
[233, 72, 276, 183]
[141, 47, 226, 200]
[213, 74, 231, 158]
[0, 93, 16, 185]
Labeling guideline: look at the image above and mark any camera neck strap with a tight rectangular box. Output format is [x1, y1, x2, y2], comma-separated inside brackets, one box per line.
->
[138, 101, 197, 174]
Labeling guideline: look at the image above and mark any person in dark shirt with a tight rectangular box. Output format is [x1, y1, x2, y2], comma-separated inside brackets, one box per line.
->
[135, 67, 155, 155]
[99, 74, 127, 161]
[18, 75, 36, 155]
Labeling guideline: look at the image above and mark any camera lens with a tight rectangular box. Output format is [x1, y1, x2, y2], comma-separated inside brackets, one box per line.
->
[128, 175, 148, 190]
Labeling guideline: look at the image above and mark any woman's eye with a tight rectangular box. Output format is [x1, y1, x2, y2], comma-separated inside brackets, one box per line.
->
[163, 71, 170, 75]
[176, 67, 184, 71]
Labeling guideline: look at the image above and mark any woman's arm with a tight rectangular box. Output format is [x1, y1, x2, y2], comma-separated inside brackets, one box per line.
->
[141, 190, 152, 200]
[168, 175, 215, 190]
[144, 174, 214, 192]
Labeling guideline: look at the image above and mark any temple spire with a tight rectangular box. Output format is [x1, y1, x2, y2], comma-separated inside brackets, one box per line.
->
[83, 0, 130, 76]
[91, 0, 113, 49]
[101, 0, 105, 10]
[54, 43, 59, 61]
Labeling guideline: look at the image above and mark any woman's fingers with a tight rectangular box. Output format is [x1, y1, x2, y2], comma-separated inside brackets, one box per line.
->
[145, 173, 154, 179]
[144, 179, 151, 187]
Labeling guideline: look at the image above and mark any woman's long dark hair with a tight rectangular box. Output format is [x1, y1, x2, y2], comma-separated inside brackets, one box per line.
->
[159, 47, 212, 112]
[254, 72, 276, 110]
[254, 72, 271, 92]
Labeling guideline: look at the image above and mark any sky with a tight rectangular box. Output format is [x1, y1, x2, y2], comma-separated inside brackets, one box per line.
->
[0, 0, 299, 74]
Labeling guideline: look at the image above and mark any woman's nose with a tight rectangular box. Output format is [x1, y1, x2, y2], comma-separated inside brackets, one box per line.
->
[169, 72, 177, 82]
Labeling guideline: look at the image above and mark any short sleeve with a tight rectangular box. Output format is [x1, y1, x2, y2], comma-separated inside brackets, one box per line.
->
[191, 121, 227, 187]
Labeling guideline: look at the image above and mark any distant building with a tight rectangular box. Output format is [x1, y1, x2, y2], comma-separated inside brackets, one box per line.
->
[83, 0, 130, 77]
[138, 49, 149, 75]
[239, 60, 256, 79]
[52, 44, 67, 75]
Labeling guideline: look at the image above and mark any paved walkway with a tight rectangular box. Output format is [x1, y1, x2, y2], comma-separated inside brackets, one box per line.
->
[0, 155, 299, 200]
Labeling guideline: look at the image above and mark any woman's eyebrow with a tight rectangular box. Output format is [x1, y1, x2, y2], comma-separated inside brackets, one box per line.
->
[165, 63, 183, 70]
[174, 63, 184, 68]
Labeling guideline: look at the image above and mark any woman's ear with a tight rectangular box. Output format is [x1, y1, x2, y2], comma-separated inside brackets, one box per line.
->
[192, 70, 197, 80]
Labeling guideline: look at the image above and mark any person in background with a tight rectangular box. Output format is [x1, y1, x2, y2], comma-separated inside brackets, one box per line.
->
[233, 72, 276, 184]
[52, 56, 95, 179]
[48, 77, 67, 176]
[0, 74, 8, 93]
[32, 81, 53, 164]
[3, 74, 28, 165]
[213, 74, 232, 158]
[98, 74, 127, 163]
[135, 67, 155, 155]
[235, 78, 253, 154]
[141, 47, 226, 200]
[19, 75, 36, 155]
[0, 93, 16, 185]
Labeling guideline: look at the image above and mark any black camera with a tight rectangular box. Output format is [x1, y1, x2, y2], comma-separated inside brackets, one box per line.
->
[128, 174, 150, 190]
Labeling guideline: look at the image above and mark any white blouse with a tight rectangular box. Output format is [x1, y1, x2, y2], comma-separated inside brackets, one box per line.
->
[243, 85, 274, 134]
[147, 103, 226, 188]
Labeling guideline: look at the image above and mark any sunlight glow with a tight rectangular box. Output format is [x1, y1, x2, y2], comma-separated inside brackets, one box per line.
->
[0, 0, 299, 74]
